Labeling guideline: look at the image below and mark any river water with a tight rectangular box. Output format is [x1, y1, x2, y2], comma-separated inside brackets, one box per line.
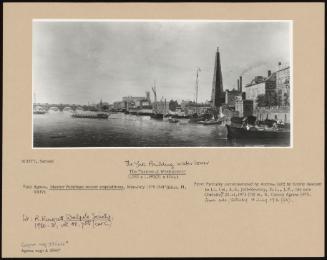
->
[33, 112, 290, 148]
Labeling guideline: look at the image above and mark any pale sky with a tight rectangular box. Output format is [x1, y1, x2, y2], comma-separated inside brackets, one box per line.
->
[33, 21, 291, 105]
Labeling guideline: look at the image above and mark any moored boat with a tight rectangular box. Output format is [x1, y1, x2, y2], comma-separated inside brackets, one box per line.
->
[171, 114, 190, 119]
[201, 119, 222, 125]
[189, 113, 212, 124]
[150, 113, 164, 120]
[72, 112, 109, 119]
[188, 117, 203, 123]
[168, 118, 179, 123]
[33, 110, 47, 114]
[226, 124, 290, 139]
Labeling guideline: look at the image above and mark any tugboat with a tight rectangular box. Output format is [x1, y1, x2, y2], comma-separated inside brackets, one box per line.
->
[226, 116, 290, 139]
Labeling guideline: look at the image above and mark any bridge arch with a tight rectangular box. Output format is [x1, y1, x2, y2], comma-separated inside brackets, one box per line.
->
[49, 106, 59, 111]
[63, 106, 73, 112]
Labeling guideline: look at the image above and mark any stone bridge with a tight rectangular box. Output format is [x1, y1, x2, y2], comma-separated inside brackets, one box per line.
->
[33, 103, 84, 112]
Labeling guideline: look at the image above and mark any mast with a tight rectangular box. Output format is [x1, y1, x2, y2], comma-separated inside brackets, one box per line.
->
[165, 98, 167, 114]
[195, 68, 201, 114]
[151, 81, 157, 112]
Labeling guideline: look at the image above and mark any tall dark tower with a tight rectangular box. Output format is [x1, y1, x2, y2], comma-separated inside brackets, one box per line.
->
[211, 47, 224, 108]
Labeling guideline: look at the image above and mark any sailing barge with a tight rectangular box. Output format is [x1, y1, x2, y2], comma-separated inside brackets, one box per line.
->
[150, 81, 164, 120]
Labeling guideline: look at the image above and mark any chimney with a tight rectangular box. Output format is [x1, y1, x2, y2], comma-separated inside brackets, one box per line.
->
[146, 91, 150, 102]
[268, 70, 271, 77]
[278, 62, 282, 70]
[239, 76, 242, 93]
[237, 79, 240, 92]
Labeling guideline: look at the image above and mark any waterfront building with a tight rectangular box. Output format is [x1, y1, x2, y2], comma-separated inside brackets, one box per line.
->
[222, 107, 240, 119]
[254, 106, 290, 123]
[245, 70, 276, 109]
[180, 100, 192, 111]
[113, 101, 127, 110]
[122, 92, 151, 109]
[180, 100, 210, 115]
[184, 104, 211, 116]
[211, 47, 225, 108]
[225, 89, 243, 108]
[151, 100, 168, 114]
[276, 66, 290, 106]
[96, 99, 110, 111]
[122, 96, 144, 109]
[235, 99, 254, 117]
[168, 100, 179, 111]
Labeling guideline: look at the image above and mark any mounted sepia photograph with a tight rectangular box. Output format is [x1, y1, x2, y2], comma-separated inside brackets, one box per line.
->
[32, 20, 292, 148]
[3, 3, 324, 258]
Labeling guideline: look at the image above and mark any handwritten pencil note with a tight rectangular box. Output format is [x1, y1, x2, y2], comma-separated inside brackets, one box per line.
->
[22, 212, 113, 230]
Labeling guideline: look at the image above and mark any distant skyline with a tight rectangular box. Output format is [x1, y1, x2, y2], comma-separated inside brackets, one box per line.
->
[33, 21, 291, 104]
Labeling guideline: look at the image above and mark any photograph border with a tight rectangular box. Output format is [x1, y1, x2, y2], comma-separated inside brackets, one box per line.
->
[32, 19, 294, 150]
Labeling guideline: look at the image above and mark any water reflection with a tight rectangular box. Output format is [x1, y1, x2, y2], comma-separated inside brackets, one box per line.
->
[33, 112, 290, 147]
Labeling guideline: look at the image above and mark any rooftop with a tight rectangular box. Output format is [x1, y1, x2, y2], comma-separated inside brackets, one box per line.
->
[245, 72, 276, 88]
[276, 66, 291, 73]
